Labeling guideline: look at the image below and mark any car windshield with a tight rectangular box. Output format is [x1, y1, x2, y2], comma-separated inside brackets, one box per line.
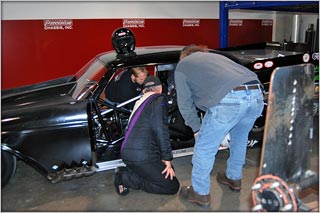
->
[71, 58, 108, 99]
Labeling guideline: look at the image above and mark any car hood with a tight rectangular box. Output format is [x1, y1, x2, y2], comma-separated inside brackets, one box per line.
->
[1, 79, 89, 134]
[2, 80, 77, 109]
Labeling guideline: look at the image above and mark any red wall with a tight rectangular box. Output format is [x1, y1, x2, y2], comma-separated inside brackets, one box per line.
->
[1, 19, 272, 89]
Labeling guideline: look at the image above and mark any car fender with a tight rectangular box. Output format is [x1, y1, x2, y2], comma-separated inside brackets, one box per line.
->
[1, 98, 93, 176]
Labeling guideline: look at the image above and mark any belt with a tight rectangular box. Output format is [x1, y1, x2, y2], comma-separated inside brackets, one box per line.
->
[233, 84, 260, 91]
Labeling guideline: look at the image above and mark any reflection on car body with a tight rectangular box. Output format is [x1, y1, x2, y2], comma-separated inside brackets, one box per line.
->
[1, 29, 316, 187]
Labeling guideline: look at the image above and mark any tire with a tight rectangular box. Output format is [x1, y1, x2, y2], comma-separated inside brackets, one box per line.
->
[1, 151, 17, 188]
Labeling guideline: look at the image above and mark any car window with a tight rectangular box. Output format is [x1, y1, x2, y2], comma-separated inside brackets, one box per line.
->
[72, 58, 108, 99]
[155, 63, 177, 106]
[104, 67, 142, 110]
[101, 64, 177, 111]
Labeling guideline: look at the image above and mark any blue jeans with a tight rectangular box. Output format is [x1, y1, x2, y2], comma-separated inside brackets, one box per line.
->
[191, 88, 264, 195]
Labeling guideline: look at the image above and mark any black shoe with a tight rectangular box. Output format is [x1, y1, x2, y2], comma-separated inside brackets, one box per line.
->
[114, 167, 130, 196]
[217, 172, 241, 192]
[179, 186, 211, 208]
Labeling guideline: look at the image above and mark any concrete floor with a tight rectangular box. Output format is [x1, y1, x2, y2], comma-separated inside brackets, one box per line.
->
[2, 118, 319, 212]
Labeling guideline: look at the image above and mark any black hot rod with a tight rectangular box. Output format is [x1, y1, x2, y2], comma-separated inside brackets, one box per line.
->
[2, 28, 315, 187]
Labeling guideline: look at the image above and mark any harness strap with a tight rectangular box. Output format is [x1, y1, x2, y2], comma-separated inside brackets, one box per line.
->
[120, 94, 159, 153]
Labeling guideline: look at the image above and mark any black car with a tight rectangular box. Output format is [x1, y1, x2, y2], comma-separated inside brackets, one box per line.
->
[2, 30, 315, 187]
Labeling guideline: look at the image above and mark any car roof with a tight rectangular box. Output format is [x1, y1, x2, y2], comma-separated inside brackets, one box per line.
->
[97, 46, 184, 68]
[96, 43, 307, 68]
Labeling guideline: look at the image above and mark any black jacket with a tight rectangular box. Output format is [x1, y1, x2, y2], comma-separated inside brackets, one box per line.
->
[105, 69, 143, 109]
[121, 94, 173, 164]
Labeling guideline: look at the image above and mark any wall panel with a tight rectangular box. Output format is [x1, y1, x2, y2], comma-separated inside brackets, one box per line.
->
[1, 19, 272, 89]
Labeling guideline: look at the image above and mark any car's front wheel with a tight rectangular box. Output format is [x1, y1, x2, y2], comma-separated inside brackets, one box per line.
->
[1, 151, 17, 187]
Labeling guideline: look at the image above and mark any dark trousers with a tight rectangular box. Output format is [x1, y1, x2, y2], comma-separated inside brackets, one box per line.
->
[121, 160, 180, 195]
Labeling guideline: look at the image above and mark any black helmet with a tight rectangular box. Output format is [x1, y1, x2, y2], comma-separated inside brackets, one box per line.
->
[111, 28, 136, 55]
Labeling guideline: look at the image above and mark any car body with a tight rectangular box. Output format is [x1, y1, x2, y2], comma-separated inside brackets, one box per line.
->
[2, 40, 315, 187]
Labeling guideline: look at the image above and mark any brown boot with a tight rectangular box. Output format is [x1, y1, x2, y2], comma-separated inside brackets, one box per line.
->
[179, 186, 211, 208]
[217, 172, 241, 192]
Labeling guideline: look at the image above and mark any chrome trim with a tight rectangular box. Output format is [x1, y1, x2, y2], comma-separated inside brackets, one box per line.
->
[96, 147, 195, 172]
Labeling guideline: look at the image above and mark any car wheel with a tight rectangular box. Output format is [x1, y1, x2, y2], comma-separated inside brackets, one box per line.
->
[1, 151, 17, 187]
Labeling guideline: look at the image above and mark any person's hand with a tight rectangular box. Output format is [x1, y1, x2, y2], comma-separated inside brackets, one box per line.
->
[161, 160, 175, 180]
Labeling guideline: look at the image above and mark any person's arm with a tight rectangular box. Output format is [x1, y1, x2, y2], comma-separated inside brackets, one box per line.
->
[150, 95, 176, 180]
[152, 95, 173, 161]
[174, 72, 201, 133]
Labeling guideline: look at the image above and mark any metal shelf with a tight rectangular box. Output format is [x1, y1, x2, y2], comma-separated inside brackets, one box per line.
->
[219, 1, 319, 48]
